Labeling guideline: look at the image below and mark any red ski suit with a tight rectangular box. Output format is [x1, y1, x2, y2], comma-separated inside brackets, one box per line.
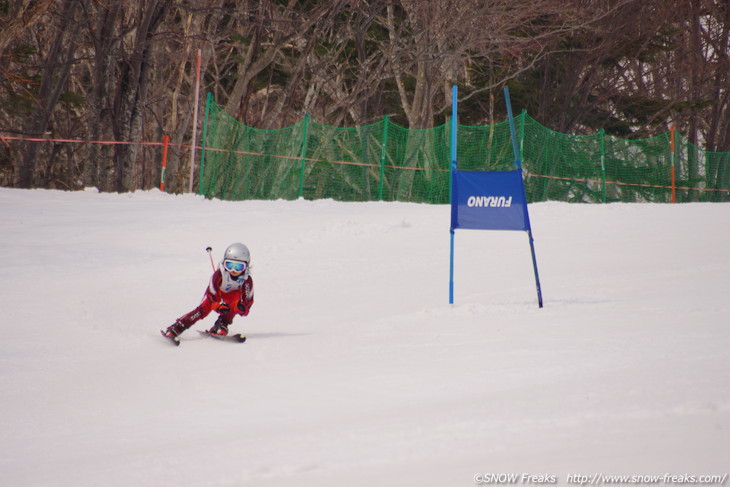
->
[177, 268, 254, 328]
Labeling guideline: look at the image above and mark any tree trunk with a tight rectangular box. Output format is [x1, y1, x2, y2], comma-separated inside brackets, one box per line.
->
[112, 0, 171, 192]
[18, 0, 80, 188]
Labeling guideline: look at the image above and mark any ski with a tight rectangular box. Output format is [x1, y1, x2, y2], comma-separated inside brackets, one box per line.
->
[197, 330, 247, 343]
[160, 330, 180, 346]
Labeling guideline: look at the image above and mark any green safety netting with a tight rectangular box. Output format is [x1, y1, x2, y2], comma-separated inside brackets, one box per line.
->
[199, 94, 729, 203]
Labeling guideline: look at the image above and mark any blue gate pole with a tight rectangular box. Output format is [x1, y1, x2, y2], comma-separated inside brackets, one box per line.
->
[449, 85, 458, 305]
[504, 87, 543, 308]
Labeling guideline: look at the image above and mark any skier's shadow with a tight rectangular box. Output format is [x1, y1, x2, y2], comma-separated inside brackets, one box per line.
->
[184, 331, 310, 341]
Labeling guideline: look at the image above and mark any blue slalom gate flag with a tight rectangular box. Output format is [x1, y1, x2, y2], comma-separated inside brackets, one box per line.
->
[451, 169, 530, 232]
[448, 85, 543, 307]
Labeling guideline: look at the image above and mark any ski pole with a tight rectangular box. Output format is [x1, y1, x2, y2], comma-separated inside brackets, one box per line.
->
[206, 247, 226, 313]
[205, 246, 216, 271]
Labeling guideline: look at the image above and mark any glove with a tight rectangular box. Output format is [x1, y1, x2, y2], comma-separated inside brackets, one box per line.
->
[237, 301, 249, 315]
[216, 302, 230, 314]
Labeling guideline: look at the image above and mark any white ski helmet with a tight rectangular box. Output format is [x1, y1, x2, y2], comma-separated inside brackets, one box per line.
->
[221, 242, 251, 276]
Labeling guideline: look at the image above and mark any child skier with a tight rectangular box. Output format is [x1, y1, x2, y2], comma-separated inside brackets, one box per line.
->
[162, 242, 254, 340]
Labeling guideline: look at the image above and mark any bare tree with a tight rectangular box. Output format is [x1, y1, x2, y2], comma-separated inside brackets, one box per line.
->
[0, 0, 53, 53]
[267, 2, 391, 127]
[0, 0, 727, 194]
[18, 0, 82, 188]
[382, 0, 590, 129]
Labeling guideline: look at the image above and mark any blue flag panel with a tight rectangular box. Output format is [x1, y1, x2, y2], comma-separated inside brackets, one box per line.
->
[451, 169, 530, 231]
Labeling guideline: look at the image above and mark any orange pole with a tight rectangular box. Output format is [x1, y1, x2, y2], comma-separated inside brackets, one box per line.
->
[670, 126, 676, 203]
[160, 134, 170, 191]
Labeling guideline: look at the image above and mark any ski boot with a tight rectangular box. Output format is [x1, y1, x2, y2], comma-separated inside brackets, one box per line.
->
[163, 321, 187, 339]
[207, 317, 230, 336]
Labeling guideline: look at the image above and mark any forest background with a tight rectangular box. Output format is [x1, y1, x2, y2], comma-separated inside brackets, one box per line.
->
[0, 0, 728, 194]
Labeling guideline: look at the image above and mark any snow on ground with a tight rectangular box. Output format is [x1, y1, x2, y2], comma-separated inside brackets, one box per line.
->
[1, 187, 728, 487]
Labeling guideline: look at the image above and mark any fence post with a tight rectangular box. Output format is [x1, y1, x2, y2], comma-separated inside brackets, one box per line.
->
[519, 109, 526, 157]
[599, 129, 606, 203]
[378, 115, 389, 201]
[160, 134, 170, 191]
[297, 114, 311, 198]
[670, 126, 676, 203]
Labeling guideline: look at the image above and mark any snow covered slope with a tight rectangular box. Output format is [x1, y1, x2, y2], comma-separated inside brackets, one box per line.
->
[1, 188, 728, 486]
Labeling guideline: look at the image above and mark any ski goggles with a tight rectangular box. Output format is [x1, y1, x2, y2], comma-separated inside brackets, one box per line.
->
[224, 260, 248, 273]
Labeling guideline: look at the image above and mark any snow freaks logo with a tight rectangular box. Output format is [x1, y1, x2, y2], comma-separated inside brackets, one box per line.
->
[474, 473, 557, 484]
[466, 195, 513, 208]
